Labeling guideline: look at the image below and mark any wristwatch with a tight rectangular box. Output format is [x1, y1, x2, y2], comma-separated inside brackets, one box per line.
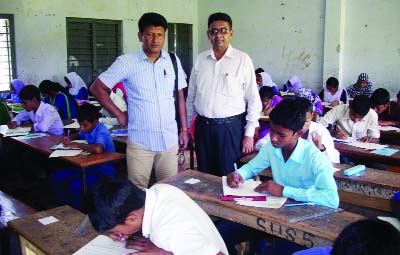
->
[320, 145, 326, 152]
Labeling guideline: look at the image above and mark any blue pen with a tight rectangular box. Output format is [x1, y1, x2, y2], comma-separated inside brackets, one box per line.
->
[233, 163, 239, 183]
[284, 202, 316, 207]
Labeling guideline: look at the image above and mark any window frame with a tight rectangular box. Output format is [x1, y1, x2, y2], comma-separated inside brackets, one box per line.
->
[0, 14, 17, 92]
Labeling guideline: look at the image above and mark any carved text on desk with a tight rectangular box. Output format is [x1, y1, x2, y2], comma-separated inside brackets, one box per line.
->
[337, 180, 399, 199]
[256, 217, 316, 247]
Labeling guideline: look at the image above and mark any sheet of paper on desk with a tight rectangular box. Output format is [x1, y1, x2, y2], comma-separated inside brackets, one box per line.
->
[4, 127, 31, 137]
[377, 216, 400, 232]
[349, 141, 388, 150]
[236, 195, 287, 209]
[49, 149, 83, 158]
[379, 125, 400, 132]
[371, 147, 399, 156]
[73, 235, 137, 255]
[64, 121, 79, 129]
[222, 176, 263, 197]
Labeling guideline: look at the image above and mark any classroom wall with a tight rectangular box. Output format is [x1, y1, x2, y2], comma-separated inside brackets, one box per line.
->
[197, 0, 400, 96]
[0, 0, 198, 86]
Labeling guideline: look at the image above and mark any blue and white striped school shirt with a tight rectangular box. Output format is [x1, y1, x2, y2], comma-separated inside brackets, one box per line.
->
[99, 49, 187, 152]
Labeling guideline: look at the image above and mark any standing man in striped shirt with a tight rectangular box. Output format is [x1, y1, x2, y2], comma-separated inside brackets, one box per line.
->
[90, 13, 189, 189]
[186, 13, 262, 176]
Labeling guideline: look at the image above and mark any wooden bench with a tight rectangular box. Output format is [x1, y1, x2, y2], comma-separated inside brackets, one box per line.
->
[1, 190, 37, 255]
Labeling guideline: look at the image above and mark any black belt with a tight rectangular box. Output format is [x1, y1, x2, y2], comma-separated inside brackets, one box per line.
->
[197, 113, 245, 125]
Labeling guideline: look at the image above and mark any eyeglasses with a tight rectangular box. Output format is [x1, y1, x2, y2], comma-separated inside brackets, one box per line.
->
[208, 27, 230, 36]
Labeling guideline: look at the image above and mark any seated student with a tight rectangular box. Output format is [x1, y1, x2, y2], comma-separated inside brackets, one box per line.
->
[293, 219, 400, 255]
[370, 88, 400, 127]
[346, 72, 373, 98]
[256, 98, 340, 163]
[228, 99, 339, 208]
[258, 86, 283, 139]
[0, 99, 11, 125]
[319, 77, 348, 106]
[64, 72, 88, 100]
[52, 103, 116, 210]
[4, 79, 25, 103]
[87, 178, 228, 255]
[39, 80, 78, 120]
[7, 85, 63, 136]
[256, 71, 278, 94]
[282, 75, 302, 92]
[296, 87, 324, 115]
[318, 95, 380, 143]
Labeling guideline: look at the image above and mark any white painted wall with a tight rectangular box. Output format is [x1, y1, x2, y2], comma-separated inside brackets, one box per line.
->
[197, 0, 400, 96]
[0, 0, 198, 86]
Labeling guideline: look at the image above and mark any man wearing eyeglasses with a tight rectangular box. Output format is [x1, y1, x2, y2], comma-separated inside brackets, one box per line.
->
[90, 13, 189, 190]
[186, 12, 262, 177]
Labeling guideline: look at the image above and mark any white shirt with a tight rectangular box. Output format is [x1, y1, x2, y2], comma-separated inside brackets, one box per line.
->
[12, 101, 63, 136]
[186, 45, 262, 137]
[255, 122, 340, 163]
[318, 104, 380, 139]
[142, 184, 228, 255]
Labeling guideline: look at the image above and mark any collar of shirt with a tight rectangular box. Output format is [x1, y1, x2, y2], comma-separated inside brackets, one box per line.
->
[138, 48, 168, 62]
[80, 122, 101, 138]
[207, 44, 234, 60]
[273, 138, 305, 164]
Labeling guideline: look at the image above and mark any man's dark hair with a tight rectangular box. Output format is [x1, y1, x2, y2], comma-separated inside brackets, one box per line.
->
[255, 68, 264, 75]
[331, 219, 400, 255]
[297, 97, 313, 113]
[77, 103, 101, 123]
[208, 12, 232, 29]
[350, 95, 371, 116]
[326, 77, 339, 89]
[370, 88, 390, 106]
[259, 86, 274, 99]
[19, 85, 41, 101]
[87, 177, 146, 232]
[138, 12, 167, 33]
[269, 99, 306, 132]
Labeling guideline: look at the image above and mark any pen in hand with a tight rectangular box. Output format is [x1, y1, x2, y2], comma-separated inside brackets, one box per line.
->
[234, 163, 239, 183]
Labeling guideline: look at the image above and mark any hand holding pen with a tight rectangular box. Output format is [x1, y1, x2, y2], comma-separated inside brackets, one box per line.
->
[335, 125, 349, 140]
[227, 163, 244, 188]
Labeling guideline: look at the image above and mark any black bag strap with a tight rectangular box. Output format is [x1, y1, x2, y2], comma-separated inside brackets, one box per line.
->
[169, 51, 181, 130]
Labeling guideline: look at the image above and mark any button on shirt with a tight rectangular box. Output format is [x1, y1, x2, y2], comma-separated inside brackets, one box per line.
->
[99, 50, 187, 152]
[186, 45, 262, 136]
[237, 138, 339, 208]
[318, 104, 380, 139]
[12, 101, 63, 135]
[142, 184, 228, 255]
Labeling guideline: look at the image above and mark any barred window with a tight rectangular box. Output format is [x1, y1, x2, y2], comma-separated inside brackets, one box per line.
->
[0, 14, 16, 91]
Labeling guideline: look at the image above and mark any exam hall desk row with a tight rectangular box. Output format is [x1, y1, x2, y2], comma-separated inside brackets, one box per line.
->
[161, 170, 365, 248]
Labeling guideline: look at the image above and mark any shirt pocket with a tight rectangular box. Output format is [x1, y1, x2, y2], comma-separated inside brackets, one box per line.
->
[220, 74, 244, 97]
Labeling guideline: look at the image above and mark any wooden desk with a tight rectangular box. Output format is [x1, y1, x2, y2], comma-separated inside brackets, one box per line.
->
[161, 170, 365, 248]
[334, 142, 400, 167]
[8, 206, 97, 255]
[0, 190, 37, 229]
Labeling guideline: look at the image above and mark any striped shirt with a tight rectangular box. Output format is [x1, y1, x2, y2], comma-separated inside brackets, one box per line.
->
[99, 49, 187, 152]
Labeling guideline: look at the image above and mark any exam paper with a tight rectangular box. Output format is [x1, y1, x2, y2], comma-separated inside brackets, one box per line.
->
[73, 235, 137, 255]
[349, 141, 388, 150]
[378, 125, 400, 132]
[49, 149, 83, 158]
[235, 195, 287, 209]
[4, 127, 31, 137]
[222, 176, 264, 197]
[50, 140, 88, 150]
[377, 216, 400, 232]
[64, 121, 79, 129]
[38, 216, 59, 225]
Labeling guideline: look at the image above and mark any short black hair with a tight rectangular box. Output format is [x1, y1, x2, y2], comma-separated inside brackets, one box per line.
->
[269, 99, 306, 132]
[331, 219, 400, 255]
[77, 103, 101, 123]
[259, 86, 274, 99]
[370, 88, 390, 106]
[19, 85, 41, 101]
[87, 177, 146, 232]
[297, 97, 313, 113]
[350, 95, 371, 116]
[138, 12, 167, 33]
[39, 80, 64, 94]
[255, 68, 264, 75]
[208, 12, 232, 29]
[326, 77, 339, 89]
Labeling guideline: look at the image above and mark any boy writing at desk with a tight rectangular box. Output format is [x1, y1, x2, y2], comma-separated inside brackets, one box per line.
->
[52, 103, 115, 210]
[87, 178, 228, 255]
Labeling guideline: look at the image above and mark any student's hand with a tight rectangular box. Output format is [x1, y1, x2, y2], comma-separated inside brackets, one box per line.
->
[126, 236, 172, 255]
[227, 172, 244, 188]
[242, 136, 254, 154]
[330, 100, 339, 107]
[179, 131, 189, 150]
[311, 132, 323, 149]
[7, 121, 17, 129]
[359, 136, 379, 143]
[263, 107, 272, 116]
[116, 111, 128, 127]
[335, 128, 349, 140]
[108, 232, 130, 242]
[254, 180, 283, 196]
[64, 142, 81, 149]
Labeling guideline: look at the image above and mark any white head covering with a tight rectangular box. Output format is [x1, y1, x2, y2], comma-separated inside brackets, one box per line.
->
[259, 72, 277, 88]
[65, 72, 87, 96]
